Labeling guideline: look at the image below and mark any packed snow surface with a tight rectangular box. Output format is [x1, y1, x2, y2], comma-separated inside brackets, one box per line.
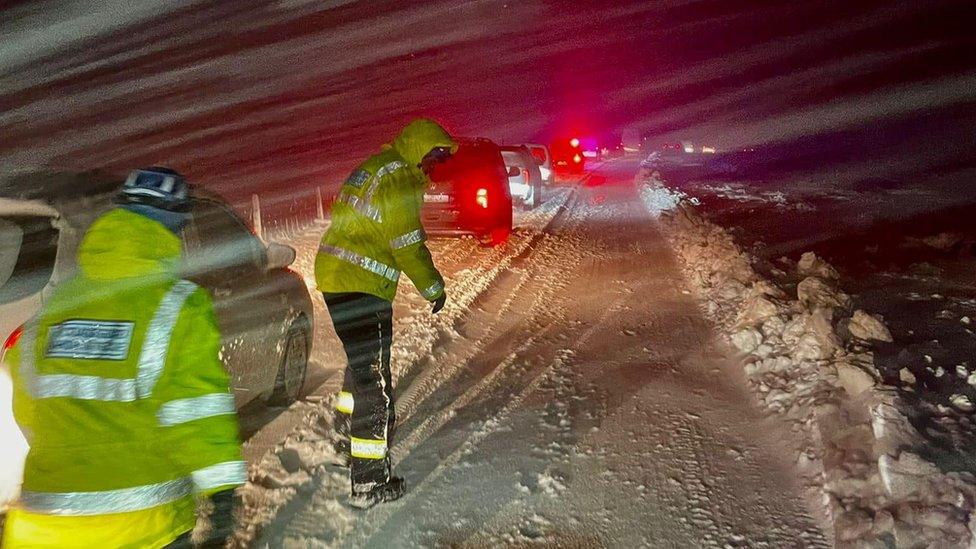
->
[234, 159, 828, 547]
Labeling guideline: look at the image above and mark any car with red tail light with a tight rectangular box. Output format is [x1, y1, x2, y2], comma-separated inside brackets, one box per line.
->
[424, 138, 513, 246]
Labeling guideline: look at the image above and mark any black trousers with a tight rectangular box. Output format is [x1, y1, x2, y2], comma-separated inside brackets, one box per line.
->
[324, 292, 395, 492]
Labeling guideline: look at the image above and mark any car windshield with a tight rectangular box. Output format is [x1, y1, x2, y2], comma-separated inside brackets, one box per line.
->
[430, 143, 503, 190]
[528, 147, 547, 165]
[0, 215, 59, 304]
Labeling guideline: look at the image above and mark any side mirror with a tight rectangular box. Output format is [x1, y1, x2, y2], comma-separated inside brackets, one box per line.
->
[265, 242, 296, 270]
[507, 166, 521, 177]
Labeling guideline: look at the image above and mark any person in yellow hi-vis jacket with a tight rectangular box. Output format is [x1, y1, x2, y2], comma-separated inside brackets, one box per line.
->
[2, 167, 245, 549]
[315, 119, 456, 508]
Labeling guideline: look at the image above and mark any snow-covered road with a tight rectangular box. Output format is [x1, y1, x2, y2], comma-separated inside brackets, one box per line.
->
[237, 159, 829, 547]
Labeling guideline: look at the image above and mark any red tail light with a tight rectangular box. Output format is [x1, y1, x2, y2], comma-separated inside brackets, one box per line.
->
[570, 138, 580, 148]
[3, 326, 24, 361]
[476, 188, 489, 208]
[573, 154, 582, 163]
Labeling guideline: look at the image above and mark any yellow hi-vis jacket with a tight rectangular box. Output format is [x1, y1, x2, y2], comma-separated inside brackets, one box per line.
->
[315, 118, 457, 302]
[2, 209, 245, 549]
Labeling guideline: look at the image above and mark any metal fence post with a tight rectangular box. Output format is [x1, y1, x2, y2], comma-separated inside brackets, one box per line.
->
[316, 186, 325, 221]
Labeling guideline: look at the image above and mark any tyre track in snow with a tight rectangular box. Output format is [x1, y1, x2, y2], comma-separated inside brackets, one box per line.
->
[274, 189, 599, 546]
[235, 186, 575, 546]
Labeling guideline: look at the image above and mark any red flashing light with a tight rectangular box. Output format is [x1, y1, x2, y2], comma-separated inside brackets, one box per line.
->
[569, 138, 580, 148]
[573, 154, 582, 163]
[476, 188, 489, 208]
[3, 325, 24, 361]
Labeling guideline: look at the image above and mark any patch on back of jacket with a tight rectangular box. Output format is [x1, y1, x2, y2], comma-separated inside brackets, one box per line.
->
[346, 169, 371, 189]
[45, 320, 135, 360]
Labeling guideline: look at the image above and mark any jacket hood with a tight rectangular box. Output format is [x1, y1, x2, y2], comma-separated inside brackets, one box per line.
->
[391, 119, 458, 166]
[79, 208, 182, 280]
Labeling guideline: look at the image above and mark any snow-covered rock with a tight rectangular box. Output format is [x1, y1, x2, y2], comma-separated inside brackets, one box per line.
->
[835, 508, 874, 541]
[731, 328, 763, 354]
[784, 309, 842, 361]
[638, 181, 693, 217]
[847, 310, 893, 343]
[748, 279, 786, 299]
[835, 361, 876, 396]
[871, 400, 922, 455]
[736, 295, 781, 327]
[951, 394, 974, 412]
[878, 452, 939, 500]
[899, 368, 916, 385]
[797, 277, 852, 310]
[797, 251, 839, 280]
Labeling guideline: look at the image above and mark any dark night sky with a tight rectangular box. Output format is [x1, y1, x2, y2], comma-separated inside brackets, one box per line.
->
[0, 0, 974, 209]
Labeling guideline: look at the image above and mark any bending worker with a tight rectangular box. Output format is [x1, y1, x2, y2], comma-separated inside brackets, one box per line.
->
[2, 168, 245, 548]
[315, 118, 455, 509]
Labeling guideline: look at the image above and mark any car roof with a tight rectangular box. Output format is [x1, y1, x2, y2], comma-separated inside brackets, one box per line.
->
[0, 170, 122, 203]
[0, 197, 60, 218]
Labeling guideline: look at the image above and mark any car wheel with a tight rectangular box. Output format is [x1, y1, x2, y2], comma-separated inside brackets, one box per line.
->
[268, 317, 309, 406]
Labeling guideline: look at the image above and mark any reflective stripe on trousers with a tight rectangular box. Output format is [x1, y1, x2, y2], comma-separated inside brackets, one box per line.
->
[318, 244, 400, 282]
[18, 280, 198, 401]
[335, 391, 354, 415]
[350, 437, 387, 460]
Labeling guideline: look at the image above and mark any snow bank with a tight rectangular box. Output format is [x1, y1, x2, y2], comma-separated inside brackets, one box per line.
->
[638, 172, 698, 217]
[639, 171, 976, 547]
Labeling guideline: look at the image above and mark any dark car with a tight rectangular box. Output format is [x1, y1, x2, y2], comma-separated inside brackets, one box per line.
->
[423, 138, 514, 246]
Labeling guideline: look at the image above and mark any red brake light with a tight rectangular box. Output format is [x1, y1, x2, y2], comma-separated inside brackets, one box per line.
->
[476, 188, 489, 208]
[573, 154, 582, 163]
[3, 326, 24, 361]
[570, 138, 580, 148]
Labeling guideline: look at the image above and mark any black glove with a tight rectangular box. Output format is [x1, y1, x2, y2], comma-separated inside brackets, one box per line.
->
[431, 293, 447, 314]
[198, 489, 238, 548]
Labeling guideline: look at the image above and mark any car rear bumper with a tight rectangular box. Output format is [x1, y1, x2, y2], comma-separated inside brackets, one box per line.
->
[423, 204, 511, 237]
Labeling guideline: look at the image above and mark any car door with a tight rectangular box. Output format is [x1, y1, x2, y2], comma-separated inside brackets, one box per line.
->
[181, 198, 286, 403]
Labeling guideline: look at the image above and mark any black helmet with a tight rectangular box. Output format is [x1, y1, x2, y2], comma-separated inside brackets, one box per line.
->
[115, 167, 190, 212]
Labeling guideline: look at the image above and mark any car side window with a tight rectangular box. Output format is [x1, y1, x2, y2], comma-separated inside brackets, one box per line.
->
[182, 200, 265, 279]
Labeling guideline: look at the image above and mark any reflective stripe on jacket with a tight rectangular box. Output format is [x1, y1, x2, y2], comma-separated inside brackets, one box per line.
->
[315, 119, 455, 302]
[2, 209, 245, 549]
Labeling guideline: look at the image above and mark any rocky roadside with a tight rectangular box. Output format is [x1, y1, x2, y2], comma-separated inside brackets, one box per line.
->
[638, 169, 976, 548]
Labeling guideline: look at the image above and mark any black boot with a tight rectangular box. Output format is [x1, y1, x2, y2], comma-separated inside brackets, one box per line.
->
[348, 477, 405, 509]
[331, 437, 350, 467]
